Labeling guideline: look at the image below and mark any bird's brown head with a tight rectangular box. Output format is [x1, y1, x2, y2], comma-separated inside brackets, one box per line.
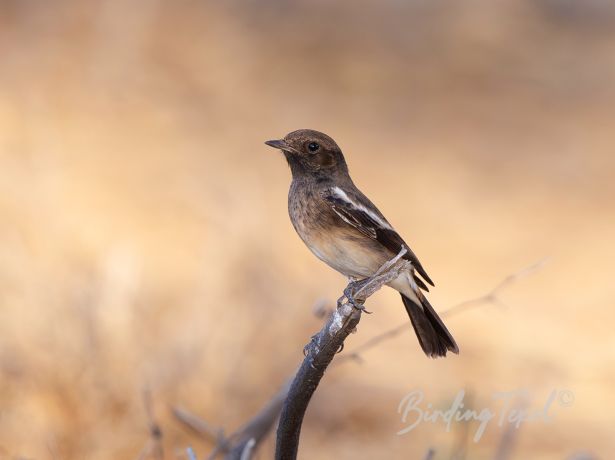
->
[265, 129, 349, 178]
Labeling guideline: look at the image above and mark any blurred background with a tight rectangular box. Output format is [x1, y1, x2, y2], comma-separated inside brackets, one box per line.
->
[1, 0, 614, 459]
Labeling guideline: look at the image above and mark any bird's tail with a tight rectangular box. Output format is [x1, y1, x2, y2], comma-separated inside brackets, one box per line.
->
[401, 294, 459, 358]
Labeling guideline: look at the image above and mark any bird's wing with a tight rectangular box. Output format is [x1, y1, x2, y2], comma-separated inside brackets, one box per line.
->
[324, 186, 434, 287]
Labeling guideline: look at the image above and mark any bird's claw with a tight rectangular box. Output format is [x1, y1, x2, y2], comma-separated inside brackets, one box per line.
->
[343, 285, 372, 314]
[353, 303, 372, 314]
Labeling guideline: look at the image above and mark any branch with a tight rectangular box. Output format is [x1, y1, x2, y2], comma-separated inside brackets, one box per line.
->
[172, 406, 225, 447]
[173, 258, 545, 459]
[441, 258, 548, 317]
[224, 381, 289, 460]
[135, 387, 164, 460]
[173, 380, 289, 460]
[341, 259, 547, 363]
[275, 249, 411, 460]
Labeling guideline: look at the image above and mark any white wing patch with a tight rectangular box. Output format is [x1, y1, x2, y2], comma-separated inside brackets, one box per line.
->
[332, 207, 360, 228]
[331, 186, 393, 230]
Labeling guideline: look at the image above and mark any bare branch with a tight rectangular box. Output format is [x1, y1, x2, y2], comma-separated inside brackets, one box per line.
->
[492, 397, 528, 460]
[441, 258, 548, 317]
[174, 259, 545, 459]
[172, 380, 290, 460]
[225, 381, 289, 460]
[172, 406, 225, 444]
[448, 390, 474, 460]
[341, 259, 547, 363]
[275, 249, 410, 460]
[136, 387, 164, 460]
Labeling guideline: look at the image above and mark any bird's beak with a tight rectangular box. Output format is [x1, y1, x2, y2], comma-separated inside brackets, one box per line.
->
[265, 139, 291, 151]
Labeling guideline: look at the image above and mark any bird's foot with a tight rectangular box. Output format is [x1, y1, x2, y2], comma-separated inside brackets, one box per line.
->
[343, 282, 372, 314]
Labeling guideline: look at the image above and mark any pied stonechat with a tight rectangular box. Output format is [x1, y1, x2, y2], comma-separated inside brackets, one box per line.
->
[266, 129, 458, 358]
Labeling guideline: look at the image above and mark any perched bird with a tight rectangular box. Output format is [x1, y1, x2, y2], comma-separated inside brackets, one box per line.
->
[265, 129, 458, 358]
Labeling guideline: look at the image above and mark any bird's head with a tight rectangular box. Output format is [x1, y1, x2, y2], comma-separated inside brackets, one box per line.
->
[265, 129, 348, 178]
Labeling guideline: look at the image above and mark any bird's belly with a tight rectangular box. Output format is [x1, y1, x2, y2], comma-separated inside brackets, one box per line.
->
[288, 190, 389, 278]
[303, 230, 387, 278]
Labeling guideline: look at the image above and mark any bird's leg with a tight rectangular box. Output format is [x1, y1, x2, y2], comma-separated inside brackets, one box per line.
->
[342, 278, 373, 314]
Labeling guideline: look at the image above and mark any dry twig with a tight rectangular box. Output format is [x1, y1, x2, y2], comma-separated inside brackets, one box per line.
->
[136, 387, 164, 460]
[341, 259, 547, 363]
[173, 380, 289, 460]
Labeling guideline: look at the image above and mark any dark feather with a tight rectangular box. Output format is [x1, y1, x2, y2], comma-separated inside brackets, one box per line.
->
[325, 189, 434, 286]
[413, 275, 430, 292]
[401, 294, 459, 358]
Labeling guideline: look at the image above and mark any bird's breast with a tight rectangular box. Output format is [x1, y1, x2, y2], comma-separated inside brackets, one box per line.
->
[288, 185, 387, 278]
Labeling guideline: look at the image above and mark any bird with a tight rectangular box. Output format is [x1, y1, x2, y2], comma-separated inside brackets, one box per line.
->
[265, 129, 458, 358]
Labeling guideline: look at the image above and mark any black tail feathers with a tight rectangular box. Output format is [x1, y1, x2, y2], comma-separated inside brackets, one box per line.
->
[401, 294, 459, 358]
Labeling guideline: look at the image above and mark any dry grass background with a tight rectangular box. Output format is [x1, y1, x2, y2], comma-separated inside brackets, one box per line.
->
[1, 0, 614, 459]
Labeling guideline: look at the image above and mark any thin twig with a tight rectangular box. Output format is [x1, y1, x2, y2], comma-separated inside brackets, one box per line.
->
[342, 259, 547, 363]
[491, 397, 528, 460]
[172, 406, 226, 444]
[136, 386, 164, 460]
[449, 390, 473, 460]
[172, 380, 290, 460]
[442, 258, 548, 317]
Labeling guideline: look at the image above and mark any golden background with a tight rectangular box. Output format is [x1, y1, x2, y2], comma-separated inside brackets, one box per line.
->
[1, 1, 614, 458]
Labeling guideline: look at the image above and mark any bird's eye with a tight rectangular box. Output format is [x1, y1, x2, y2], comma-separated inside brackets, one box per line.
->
[308, 142, 320, 153]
